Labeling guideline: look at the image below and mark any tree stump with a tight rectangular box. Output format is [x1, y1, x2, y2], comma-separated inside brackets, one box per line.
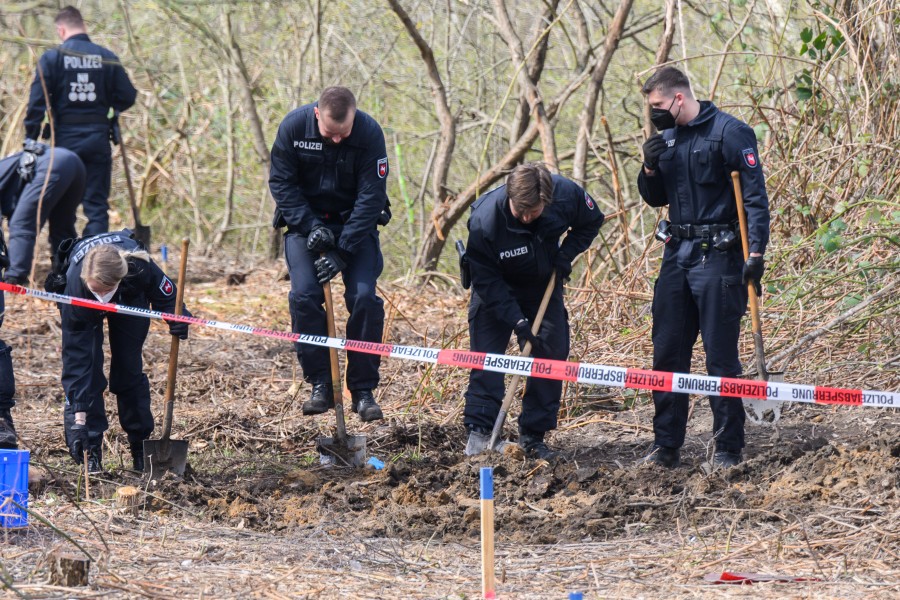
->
[116, 486, 142, 515]
[48, 551, 90, 587]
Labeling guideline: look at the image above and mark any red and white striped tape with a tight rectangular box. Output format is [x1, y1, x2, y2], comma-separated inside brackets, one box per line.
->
[2, 281, 897, 409]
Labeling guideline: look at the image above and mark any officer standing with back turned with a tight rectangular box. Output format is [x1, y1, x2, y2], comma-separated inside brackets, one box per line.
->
[637, 66, 770, 469]
[24, 6, 137, 236]
[269, 86, 390, 422]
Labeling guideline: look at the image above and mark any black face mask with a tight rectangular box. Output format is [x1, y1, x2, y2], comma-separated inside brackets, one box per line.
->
[650, 97, 680, 131]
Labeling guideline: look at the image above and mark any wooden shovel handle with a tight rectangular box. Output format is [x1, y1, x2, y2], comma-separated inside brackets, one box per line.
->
[488, 272, 557, 449]
[322, 270, 347, 444]
[731, 172, 768, 379]
[161, 238, 189, 441]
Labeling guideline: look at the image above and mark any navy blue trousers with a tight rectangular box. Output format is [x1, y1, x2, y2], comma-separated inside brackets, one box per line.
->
[56, 126, 111, 236]
[463, 280, 570, 435]
[284, 230, 384, 390]
[62, 311, 154, 453]
[651, 240, 748, 453]
[0, 294, 14, 411]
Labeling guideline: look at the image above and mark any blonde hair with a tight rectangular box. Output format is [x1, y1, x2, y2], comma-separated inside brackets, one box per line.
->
[507, 162, 553, 213]
[81, 245, 150, 288]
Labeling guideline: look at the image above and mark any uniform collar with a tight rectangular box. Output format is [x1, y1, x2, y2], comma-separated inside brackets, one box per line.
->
[683, 101, 718, 128]
[64, 33, 91, 44]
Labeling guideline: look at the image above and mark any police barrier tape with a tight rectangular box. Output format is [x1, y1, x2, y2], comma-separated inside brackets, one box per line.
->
[2, 281, 898, 409]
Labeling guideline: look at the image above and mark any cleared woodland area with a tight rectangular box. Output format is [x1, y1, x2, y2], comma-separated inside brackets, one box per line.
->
[1, 0, 898, 597]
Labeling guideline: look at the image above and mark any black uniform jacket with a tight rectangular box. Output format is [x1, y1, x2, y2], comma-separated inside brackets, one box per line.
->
[25, 33, 137, 139]
[61, 232, 178, 413]
[467, 175, 604, 329]
[637, 101, 770, 254]
[269, 103, 389, 256]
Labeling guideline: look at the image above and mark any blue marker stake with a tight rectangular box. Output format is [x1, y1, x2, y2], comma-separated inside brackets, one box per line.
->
[160, 243, 168, 264]
[481, 467, 495, 599]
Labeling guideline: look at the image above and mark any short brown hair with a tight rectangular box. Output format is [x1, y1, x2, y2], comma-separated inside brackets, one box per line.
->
[55, 6, 84, 28]
[318, 87, 357, 123]
[642, 66, 693, 97]
[507, 163, 553, 213]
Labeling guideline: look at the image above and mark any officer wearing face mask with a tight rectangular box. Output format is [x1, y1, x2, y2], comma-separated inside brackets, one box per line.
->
[55, 232, 191, 472]
[269, 86, 391, 423]
[637, 67, 770, 470]
[463, 163, 604, 459]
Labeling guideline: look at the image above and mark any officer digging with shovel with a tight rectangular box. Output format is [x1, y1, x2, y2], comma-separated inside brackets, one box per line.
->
[463, 163, 604, 459]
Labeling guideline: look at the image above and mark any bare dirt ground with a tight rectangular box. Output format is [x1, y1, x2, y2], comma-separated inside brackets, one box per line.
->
[2, 257, 899, 599]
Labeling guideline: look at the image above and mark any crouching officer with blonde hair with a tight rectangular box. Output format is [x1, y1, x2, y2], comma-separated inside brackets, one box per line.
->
[50, 231, 191, 472]
[463, 163, 604, 459]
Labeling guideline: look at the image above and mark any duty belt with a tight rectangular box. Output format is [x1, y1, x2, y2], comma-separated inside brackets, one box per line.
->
[669, 223, 736, 239]
[57, 114, 111, 126]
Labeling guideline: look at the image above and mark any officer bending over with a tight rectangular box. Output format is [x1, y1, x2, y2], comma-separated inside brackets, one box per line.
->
[269, 86, 391, 422]
[1, 141, 86, 284]
[25, 6, 137, 236]
[53, 232, 190, 472]
[0, 142, 85, 448]
[637, 66, 770, 469]
[464, 163, 604, 459]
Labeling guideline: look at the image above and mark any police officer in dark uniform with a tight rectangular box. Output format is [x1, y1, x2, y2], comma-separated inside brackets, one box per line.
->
[0, 142, 85, 448]
[56, 231, 190, 472]
[0, 142, 86, 284]
[269, 86, 390, 421]
[24, 6, 137, 236]
[637, 67, 770, 469]
[464, 163, 604, 459]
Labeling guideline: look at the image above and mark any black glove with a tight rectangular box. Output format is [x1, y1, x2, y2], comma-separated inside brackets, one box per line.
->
[514, 319, 548, 356]
[554, 254, 572, 282]
[44, 271, 67, 293]
[642, 134, 668, 170]
[69, 423, 90, 459]
[314, 250, 347, 284]
[306, 226, 335, 253]
[168, 306, 192, 339]
[23, 138, 45, 155]
[742, 255, 765, 297]
[0, 234, 9, 272]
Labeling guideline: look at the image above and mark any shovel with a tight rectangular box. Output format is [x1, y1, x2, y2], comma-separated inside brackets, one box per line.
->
[315, 271, 366, 467]
[487, 272, 557, 451]
[731, 172, 783, 424]
[143, 238, 190, 477]
[115, 117, 151, 249]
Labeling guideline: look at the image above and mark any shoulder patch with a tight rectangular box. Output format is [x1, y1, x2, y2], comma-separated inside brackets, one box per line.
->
[377, 157, 388, 179]
[742, 148, 759, 168]
[159, 276, 174, 297]
[584, 191, 595, 210]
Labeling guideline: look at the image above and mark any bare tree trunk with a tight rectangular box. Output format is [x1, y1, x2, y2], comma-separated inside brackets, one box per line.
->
[509, 0, 560, 145]
[572, 0, 634, 185]
[210, 64, 235, 252]
[492, 0, 559, 171]
[643, 0, 677, 139]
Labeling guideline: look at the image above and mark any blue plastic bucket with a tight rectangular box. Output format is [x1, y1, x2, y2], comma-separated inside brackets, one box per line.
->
[0, 449, 30, 528]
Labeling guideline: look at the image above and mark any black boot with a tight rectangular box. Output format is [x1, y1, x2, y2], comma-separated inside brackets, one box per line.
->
[302, 383, 334, 415]
[131, 443, 145, 472]
[518, 431, 560, 460]
[86, 446, 103, 474]
[712, 451, 742, 468]
[637, 444, 681, 468]
[351, 390, 383, 422]
[0, 409, 17, 449]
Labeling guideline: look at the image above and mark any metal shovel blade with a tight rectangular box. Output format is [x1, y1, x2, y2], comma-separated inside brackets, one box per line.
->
[316, 434, 367, 468]
[143, 438, 189, 478]
[743, 371, 785, 425]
